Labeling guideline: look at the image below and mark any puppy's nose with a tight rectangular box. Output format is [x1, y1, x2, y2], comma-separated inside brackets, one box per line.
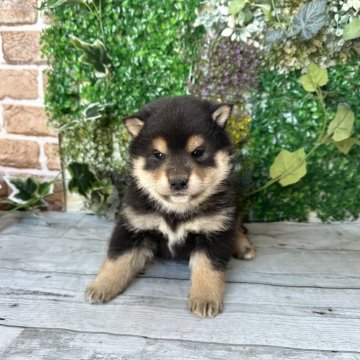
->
[170, 178, 188, 191]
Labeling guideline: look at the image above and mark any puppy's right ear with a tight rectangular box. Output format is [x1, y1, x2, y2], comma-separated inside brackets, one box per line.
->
[123, 116, 144, 137]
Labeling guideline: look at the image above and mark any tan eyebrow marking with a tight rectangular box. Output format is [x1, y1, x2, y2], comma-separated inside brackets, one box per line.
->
[153, 137, 168, 154]
[187, 135, 204, 152]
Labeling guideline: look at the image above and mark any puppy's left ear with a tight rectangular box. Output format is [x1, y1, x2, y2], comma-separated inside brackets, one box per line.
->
[211, 104, 233, 128]
[123, 116, 144, 137]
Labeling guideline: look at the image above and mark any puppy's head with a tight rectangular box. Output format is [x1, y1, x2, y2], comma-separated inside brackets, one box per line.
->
[124, 96, 233, 213]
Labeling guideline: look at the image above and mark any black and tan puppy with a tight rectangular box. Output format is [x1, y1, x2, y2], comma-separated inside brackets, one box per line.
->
[85, 95, 255, 317]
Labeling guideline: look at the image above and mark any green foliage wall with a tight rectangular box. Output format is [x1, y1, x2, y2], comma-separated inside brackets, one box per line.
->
[42, 0, 201, 172]
[249, 56, 360, 221]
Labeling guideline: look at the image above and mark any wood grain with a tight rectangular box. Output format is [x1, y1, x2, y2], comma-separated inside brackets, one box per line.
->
[0, 212, 359, 357]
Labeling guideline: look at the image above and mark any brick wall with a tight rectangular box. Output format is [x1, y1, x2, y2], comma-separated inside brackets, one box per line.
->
[0, 0, 64, 210]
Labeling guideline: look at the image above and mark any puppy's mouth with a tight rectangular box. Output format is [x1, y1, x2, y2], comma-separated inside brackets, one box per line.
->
[169, 191, 189, 203]
[162, 191, 202, 204]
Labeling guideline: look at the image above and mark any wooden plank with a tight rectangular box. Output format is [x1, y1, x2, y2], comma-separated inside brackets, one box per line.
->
[0, 269, 360, 352]
[1, 232, 359, 288]
[0, 326, 23, 356]
[0, 212, 87, 238]
[1, 294, 359, 352]
[1, 268, 360, 318]
[248, 223, 360, 251]
[1, 328, 358, 360]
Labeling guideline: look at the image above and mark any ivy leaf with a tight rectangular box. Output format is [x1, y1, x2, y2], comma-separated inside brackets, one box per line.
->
[343, 17, 360, 41]
[68, 162, 97, 198]
[264, 29, 287, 46]
[270, 148, 307, 187]
[291, 0, 328, 41]
[70, 36, 111, 78]
[334, 138, 360, 154]
[84, 103, 108, 120]
[299, 62, 328, 92]
[327, 104, 355, 142]
[5, 176, 53, 206]
[38, 182, 54, 197]
[228, 0, 247, 15]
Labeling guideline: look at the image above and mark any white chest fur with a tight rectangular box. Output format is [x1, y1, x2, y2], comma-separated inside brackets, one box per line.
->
[122, 206, 232, 253]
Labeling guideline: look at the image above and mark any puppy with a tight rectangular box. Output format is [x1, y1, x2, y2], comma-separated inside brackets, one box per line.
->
[85, 95, 255, 317]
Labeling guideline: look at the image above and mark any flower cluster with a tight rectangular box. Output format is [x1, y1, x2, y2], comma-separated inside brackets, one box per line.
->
[265, 0, 360, 72]
[189, 37, 260, 104]
[194, 0, 266, 48]
[193, 0, 359, 73]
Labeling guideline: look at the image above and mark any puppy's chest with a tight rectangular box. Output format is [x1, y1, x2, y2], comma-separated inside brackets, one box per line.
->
[123, 207, 232, 251]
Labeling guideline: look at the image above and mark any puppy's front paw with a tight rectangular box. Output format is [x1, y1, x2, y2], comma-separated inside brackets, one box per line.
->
[85, 280, 121, 304]
[188, 296, 224, 318]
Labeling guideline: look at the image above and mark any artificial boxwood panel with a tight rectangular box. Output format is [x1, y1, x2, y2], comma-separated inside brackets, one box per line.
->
[42, 0, 201, 170]
[248, 56, 360, 222]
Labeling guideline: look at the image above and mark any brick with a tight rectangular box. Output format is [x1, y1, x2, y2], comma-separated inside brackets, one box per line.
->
[0, 176, 10, 198]
[43, 70, 48, 95]
[0, 0, 37, 25]
[45, 143, 61, 170]
[45, 180, 65, 211]
[4, 105, 56, 136]
[0, 139, 40, 168]
[1, 32, 45, 64]
[0, 175, 11, 210]
[0, 70, 38, 99]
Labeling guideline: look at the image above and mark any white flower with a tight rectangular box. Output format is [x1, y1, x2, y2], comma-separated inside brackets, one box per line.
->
[218, 5, 228, 15]
[221, 27, 233, 37]
[227, 15, 236, 29]
[335, 28, 343, 36]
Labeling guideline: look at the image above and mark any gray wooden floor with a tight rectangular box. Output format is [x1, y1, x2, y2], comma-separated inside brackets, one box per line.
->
[0, 212, 359, 359]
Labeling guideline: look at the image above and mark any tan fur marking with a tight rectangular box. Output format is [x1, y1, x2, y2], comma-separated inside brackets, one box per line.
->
[152, 167, 166, 182]
[153, 137, 168, 154]
[85, 248, 153, 303]
[233, 231, 256, 260]
[189, 252, 226, 318]
[187, 135, 204, 152]
[193, 166, 207, 182]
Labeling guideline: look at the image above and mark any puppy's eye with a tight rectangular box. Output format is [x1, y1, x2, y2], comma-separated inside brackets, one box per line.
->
[191, 148, 205, 158]
[153, 151, 165, 160]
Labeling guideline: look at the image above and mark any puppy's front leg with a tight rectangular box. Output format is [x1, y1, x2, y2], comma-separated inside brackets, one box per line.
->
[188, 251, 226, 318]
[85, 247, 153, 303]
[85, 219, 154, 304]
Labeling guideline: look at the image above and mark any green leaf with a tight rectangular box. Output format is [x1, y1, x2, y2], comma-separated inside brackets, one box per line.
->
[290, 0, 328, 41]
[327, 104, 355, 142]
[228, 0, 247, 15]
[264, 29, 287, 46]
[83, 102, 113, 120]
[38, 182, 54, 197]
[299, 62, 328, 92]
[334, 138, 360, 154]
[68, 162, 97, 197]
[70, 36, 111, 77]
[255, 4, 271, 20]
[6, 176, 53, 207]
[270, 148, 307, 187]
[343, 17, 360, 41]
[9, 177, 39, 202]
